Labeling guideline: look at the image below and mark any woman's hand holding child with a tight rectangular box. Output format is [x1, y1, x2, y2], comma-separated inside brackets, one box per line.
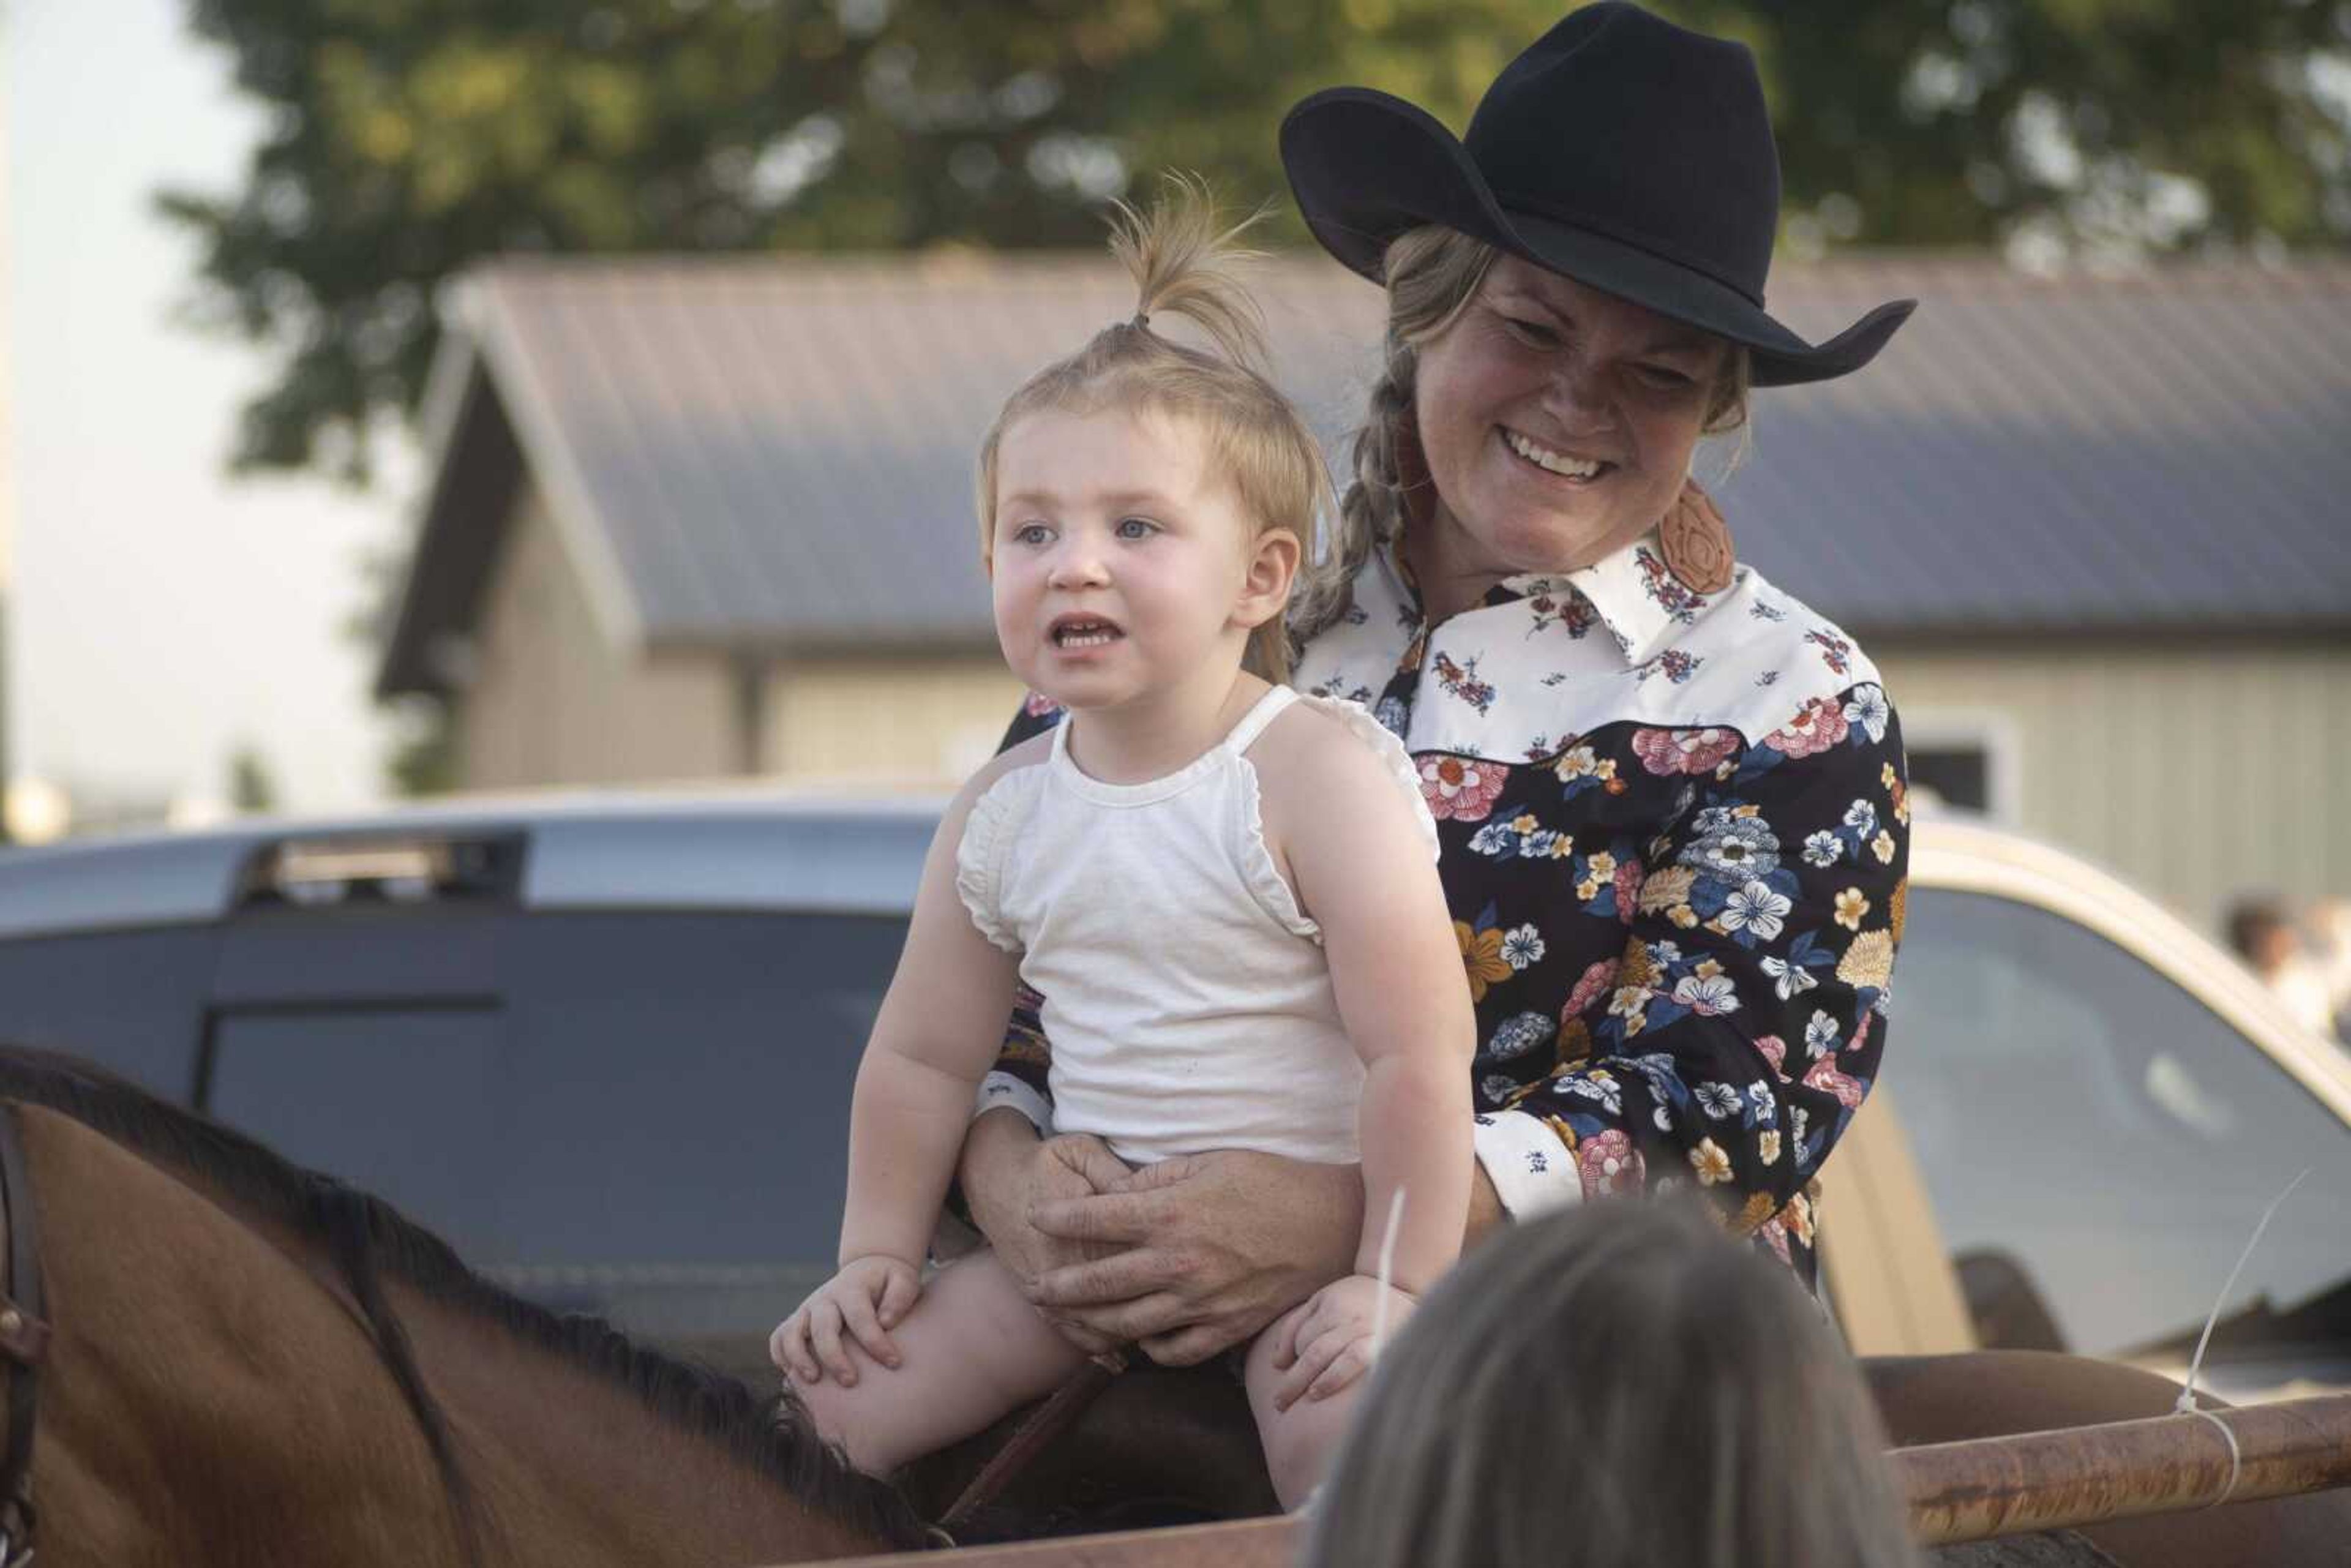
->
[771, 1253, 922, 1387]
[1266, 1272, 1417, 1410]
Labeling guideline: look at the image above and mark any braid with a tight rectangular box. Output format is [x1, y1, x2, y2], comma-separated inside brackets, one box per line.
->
[1293, 345, 1414, 646]
[1292, 227, 1498, 649]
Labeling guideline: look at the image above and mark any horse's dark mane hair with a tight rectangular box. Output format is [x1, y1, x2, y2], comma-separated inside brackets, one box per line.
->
[0, 1045, 933, 1554]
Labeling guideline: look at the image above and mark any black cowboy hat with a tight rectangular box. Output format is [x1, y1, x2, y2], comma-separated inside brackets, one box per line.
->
[1280, 2, 1914, 386]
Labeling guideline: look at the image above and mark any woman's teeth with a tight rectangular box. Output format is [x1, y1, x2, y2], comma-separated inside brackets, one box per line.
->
[1505, 429, 1605, 479]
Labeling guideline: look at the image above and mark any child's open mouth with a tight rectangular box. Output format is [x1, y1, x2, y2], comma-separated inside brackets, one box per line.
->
[1051, 616, 1125, 649]
[1502, 427, 1614, 484]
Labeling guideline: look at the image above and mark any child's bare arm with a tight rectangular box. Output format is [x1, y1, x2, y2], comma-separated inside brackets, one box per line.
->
[1264, 715, 1475, 1294]
[774, 751, 1039, 1386]
[838, 758, 1034, 1269]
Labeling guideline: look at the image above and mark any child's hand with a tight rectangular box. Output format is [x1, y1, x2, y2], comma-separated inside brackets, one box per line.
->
[770, 1254, 922, 1387]
[1266, 1272, 1417, 1410]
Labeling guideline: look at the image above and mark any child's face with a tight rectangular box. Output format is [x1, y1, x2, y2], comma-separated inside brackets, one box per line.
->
[989, 406, 1274, 713]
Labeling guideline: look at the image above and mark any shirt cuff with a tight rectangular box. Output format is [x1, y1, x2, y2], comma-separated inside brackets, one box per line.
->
[975, 1071, 1054, 1136]
[1474, 1109, 1584, 1220]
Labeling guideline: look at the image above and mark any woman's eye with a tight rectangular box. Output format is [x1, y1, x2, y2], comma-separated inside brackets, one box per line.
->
[1502, 315, 1561, 348]
[1635, 364, 1695, 391]
[1115, 517, 1159, 540]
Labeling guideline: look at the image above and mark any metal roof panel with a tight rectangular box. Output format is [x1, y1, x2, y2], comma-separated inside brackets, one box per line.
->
[386, 253, 2351, 691]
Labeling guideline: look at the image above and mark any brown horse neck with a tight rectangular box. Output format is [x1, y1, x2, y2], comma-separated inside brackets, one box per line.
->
[391, 1292, 890, 1567]
[13, 1102, 906, 1567]
[21, 1105, 470, 1568]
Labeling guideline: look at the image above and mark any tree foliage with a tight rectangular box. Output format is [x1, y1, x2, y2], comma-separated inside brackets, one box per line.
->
[162, 0, 2350, 482]
[227, 741, 280, 813]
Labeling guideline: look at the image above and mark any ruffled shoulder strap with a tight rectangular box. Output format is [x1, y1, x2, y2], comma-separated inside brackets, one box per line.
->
[1293, 694, 1441, 861]
[954, 762, 1047, 953]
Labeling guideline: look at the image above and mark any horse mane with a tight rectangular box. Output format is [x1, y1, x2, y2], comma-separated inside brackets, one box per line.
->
[0, 1044, 934, 1555]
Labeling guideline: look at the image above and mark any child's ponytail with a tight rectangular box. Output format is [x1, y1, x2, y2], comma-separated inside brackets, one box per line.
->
[1105, 176, 1275, 380]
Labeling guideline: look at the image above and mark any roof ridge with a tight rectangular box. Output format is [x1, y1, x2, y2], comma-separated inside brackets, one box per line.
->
[466, 250, 2351, 294]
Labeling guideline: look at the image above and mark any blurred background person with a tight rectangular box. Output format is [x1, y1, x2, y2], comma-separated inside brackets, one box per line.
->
[2225, 896, 2339, 1043]
[2306, 898, 2351, 1045]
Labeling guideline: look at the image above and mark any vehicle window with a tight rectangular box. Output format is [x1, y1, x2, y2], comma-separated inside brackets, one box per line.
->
[198, 908, 906, 1359]
[495, 910, 901, 1265]
[0, 929, 220, 1097]
[1894, 888, 2351, 1364]
[208, 1007, 510, 1259]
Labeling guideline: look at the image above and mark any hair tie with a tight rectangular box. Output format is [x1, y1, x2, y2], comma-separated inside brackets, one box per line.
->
[1130, 310, 1151, 332]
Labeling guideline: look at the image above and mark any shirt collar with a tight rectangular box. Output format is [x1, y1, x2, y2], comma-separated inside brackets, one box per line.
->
[1389, 530, 1734, 669]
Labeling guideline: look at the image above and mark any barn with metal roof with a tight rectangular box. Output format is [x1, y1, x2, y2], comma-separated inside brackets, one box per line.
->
[378, 253, 2351, 926]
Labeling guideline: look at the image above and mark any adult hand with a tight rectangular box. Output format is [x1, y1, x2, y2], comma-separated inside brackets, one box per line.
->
[1027, 1150, 1363, 1367]
[958, 1111, 1130, 1353]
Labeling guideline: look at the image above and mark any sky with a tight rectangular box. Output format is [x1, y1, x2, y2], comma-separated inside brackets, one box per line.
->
[7, 0, 413, 822]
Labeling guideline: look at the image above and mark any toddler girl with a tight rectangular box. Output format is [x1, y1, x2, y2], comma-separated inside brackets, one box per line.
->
[767, 179, 1474, 1510]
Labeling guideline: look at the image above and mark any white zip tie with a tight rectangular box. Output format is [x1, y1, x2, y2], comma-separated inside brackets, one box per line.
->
[2175, 1168, 2310, 1416]
[1369, 1187, 1407, 1359]
[2180, 1405, 2244, 1508]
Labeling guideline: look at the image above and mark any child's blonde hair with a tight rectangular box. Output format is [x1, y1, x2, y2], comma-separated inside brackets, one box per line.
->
[1301, 1198, 1920, 1568]
[975, 175, 1332, 685]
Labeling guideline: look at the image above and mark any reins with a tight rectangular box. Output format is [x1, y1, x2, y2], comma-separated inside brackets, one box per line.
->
[937, 1348, 1129, 1537]
[0, 1103, 51, 1568]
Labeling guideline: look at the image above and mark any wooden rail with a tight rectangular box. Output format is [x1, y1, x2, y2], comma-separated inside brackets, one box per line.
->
[809, 1392, 2351, 1564]
[1900, 1391, 2351, 1544]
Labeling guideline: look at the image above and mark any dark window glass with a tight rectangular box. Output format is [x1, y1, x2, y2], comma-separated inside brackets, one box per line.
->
[198, 909, 906, 1368]
[1907, 747, 1990, 812]
[207, 1007, 510, 1260]
[0, 929, 219, 1096]
[1895, 888, 2351, 1377]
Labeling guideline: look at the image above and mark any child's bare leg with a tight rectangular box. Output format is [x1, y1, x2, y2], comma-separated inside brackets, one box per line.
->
[797, 1250, 1087, 1475]
[1243, 1302, 1367, 1510]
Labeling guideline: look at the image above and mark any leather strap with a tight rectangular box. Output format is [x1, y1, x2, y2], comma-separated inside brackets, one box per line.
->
[938, 1348, 1128, 1535]
[0, 1101, 47, 1562]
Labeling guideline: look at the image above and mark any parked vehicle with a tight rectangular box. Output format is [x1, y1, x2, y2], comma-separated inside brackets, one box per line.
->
[0, 790, 2343, 1397]
[1831, 816, 2351, 1403]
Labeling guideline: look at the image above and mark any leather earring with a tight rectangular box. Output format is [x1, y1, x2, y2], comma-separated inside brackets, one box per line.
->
[1659, 478, 1735, 595]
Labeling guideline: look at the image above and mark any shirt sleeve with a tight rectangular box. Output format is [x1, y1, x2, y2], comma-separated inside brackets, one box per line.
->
[974, 694, 1067, 1131]
[1492, 685, 1908, 1248]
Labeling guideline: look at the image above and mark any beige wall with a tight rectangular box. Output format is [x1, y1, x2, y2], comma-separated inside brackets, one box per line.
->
[1873, 640, 2351, 932]
[760, 658, 1027, 786]
[455, 485, 737, 790]
[451, 490, 2346, 932]
[452, 481, 1019, 793]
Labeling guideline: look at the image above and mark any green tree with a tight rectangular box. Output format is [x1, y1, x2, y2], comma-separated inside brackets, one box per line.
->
[1695, 0, 2351, 260]
[162, 1, 2349, 487]
[159, 0, 1550, 482]
[227, 741, 280, 814]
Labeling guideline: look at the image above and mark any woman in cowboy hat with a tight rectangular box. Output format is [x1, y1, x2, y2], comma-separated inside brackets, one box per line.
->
[959, 0, 1917, 1377]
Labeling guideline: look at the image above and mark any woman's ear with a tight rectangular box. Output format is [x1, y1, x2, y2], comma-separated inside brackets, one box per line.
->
[1234, 527, 1303, 631]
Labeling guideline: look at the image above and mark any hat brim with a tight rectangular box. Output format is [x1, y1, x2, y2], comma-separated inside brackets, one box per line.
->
[1280, 87, 1914, 387]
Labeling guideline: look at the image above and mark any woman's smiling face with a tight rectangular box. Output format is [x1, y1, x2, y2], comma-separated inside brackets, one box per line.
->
[1411, 255, 1728, 613]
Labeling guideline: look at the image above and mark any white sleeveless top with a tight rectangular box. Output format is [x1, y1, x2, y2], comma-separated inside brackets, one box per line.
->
[954, 686, 1436, 1166]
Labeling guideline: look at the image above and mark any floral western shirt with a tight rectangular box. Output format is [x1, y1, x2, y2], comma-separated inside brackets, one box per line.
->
[982, 528, 1908, 1290]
